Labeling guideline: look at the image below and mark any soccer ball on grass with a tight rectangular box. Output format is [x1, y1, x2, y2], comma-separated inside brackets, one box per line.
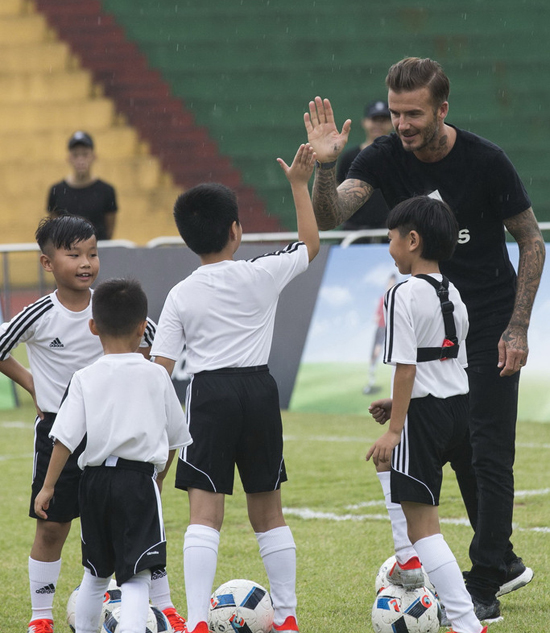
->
[208, 579, 274, 633]
[371, 585, 441, 633]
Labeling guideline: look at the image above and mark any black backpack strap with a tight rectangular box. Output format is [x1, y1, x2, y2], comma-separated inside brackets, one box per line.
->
[415, 274, 460, 362]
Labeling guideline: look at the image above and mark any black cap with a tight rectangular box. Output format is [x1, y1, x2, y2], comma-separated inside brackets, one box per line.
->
[364, 100, 390, 119]
[68, 131, 94, 150]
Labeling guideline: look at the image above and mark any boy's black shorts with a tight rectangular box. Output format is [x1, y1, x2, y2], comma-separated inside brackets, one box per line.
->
[29, 412, 84, 522]
[391, 393, 469, 506]
[80, 459, 166, 586]
[176, 366, 287, 495]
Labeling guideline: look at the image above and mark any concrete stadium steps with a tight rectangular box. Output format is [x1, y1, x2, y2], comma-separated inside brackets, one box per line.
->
[0, 128, 141, 163]
[0, 157, 165, 196]
[0, 100, 116, 134]
[0, 70, 93, 103]
[34, 0, 281, 233]
[0, 0, 189, 247]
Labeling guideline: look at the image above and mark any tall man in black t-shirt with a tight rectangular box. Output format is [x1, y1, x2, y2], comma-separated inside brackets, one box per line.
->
[303, 57, 545, 620]
[47, 131, 118, 241]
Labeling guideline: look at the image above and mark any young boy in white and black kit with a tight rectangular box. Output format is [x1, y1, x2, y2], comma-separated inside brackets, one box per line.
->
[366, 196, 487, 633]
[151, 143, 320, 633]
[0, 215, 185, 633]
[34, 278, 192, 633]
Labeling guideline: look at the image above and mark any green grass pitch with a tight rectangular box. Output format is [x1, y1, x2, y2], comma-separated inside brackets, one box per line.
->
[1, 398, 549, 632]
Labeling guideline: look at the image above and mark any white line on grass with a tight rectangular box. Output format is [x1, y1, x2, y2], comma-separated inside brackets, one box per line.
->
[283, 504, 550, 534]
[0, 420, 32, 428]
[0, 453, 33, 462]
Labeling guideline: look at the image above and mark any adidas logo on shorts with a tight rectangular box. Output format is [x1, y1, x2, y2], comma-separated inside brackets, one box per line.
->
[49, 338, 64, 348]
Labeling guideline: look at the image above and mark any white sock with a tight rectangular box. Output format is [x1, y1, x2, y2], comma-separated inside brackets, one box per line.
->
[184, 524, 220, 631]
[414, 534, 483, 633]
[75, 569, 110, 633]
[256, 526, 297, 626]
[28, 557, 62, 621]
[119, 570, 151, 633]
[377, 471, 417, 565]
[150, 567, 173, 611]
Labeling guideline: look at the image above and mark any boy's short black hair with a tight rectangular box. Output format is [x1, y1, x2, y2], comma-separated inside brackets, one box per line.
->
[173, 183, 239, 255]
[92, 278, 148, 337]
[388, 196, 458, 261]
[36, 214, 96, 254]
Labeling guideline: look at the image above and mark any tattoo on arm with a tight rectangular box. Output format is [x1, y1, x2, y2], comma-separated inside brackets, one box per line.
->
[504, 208, 546, 329]
[312, 170, 374, 230]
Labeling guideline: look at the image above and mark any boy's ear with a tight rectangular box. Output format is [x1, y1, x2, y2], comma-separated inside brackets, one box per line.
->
[229, 221, 240, 241]
[40, 253, 53, 273]
[89, 319, 99, 336]
[136, 320, 147, 337]
[409, 230, 421, 252]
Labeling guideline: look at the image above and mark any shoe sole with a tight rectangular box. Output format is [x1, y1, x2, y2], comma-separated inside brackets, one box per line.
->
[496, 567, 534, 597]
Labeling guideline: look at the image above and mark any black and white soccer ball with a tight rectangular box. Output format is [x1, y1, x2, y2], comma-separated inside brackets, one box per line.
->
[371, 585, 441, 633]
[67, 579, 122, 632]
[102, 605, 172, 633]
[208, 579, 274, 633]
[374, 555, 435, 594]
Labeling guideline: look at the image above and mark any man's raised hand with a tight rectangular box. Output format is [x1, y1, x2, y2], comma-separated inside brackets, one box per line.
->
[303, 97, 351, 163]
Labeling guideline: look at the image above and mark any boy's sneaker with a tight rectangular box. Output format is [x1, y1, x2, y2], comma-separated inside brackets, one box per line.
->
[163, 607, 187, 632]
[387, 556, 425, 590]
[188, 622, 208, 633]
[472, 596, 501, 622]
[272, 616, 299, 632]
[449, 628, 488, 633]
[27, 620, 54, 633]
[496, 557, 534, 597]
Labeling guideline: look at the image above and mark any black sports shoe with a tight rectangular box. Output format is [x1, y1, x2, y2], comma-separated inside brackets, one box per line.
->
[497, 558, 534, 597]
[472, 596, 501, 622]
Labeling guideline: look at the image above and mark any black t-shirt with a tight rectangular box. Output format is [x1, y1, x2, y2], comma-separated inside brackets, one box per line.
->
[337, 145, 389, 231]
[348, 126, 531, 334]
[47, 179, 118, 241]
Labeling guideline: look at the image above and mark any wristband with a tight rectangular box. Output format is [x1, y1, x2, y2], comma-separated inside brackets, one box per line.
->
[315, 160, 337, 170]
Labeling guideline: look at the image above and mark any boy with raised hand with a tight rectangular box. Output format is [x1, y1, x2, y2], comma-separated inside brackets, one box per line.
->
[151, 143, 319, 633]
[34, 278, 192, 633]
[0, 215, 184, 633]
[366, 196, 487, 633]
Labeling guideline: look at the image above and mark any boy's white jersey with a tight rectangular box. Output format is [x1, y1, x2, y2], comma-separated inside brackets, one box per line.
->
[151, 242, 309, 374]
[383, 274, 469, 399]
[50, 353, 192, 472]
[0, 290, 156, 413]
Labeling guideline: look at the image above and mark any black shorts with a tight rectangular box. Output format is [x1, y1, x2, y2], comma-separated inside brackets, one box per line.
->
[80, 459, 166, 586]
[175, 366, 287, 495]
[29, 412, 85, 522]
[391, 393, 469, 506]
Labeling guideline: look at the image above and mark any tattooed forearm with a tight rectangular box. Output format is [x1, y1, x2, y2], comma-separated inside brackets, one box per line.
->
[504, 208, 546, 329]
[312, 170, 374, 230]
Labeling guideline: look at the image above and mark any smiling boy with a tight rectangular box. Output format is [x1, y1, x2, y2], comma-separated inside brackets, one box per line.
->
[0, 215, 186, 633]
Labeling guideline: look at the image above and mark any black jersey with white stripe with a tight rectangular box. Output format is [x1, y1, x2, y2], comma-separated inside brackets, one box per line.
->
[348, 127, 531, 330]
[0, 290, 156, 413]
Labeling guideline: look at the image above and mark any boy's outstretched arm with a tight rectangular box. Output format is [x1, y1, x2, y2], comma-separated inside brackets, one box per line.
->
[277, 143, 320, 262]
[34, 440, 72, 519]
[366, 363, 416, 466]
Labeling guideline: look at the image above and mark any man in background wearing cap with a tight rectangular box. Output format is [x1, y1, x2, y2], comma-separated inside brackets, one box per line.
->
[336, 100, 393, 237]
[47, 131, 118, 240]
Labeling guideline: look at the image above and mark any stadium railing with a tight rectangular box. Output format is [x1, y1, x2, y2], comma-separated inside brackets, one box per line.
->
[2, 224, 549, 320]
